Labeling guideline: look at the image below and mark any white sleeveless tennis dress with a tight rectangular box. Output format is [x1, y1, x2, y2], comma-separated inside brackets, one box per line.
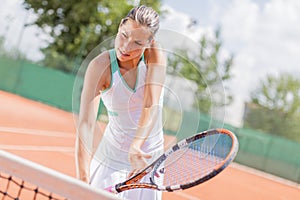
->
[89, 49, 164, 200]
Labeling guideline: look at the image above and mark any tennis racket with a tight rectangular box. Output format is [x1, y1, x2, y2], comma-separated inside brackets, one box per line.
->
[105, 128, 238, 193]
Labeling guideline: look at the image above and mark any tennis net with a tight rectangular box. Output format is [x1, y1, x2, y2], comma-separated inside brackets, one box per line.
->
[0, 150, 121, 200]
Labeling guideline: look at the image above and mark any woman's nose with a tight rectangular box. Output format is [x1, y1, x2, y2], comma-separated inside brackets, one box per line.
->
[122, 42, 132, 53]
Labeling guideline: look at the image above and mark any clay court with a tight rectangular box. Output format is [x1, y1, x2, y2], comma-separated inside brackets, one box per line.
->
[0, 90, 299, 200]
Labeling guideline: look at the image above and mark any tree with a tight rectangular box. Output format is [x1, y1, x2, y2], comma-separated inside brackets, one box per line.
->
[168, 29, 234, 113]
[244, 73, 300, 142]
[23, 0, 161, 72]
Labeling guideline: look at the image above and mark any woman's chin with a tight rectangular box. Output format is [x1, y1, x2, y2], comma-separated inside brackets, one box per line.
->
[117, 55, 131, 62]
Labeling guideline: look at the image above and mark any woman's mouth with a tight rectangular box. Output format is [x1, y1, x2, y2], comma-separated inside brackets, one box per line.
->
[119, 49, 130, 57]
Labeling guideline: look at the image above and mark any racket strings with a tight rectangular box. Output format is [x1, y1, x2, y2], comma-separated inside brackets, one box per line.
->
[153, 134, 232, 187]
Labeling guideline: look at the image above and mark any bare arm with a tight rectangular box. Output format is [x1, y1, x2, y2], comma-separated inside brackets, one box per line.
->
[128, 42, 167, 176]
[75, 52, 110, 182]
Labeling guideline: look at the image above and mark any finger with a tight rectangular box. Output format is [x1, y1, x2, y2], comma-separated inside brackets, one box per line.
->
[128, 169, 136, 177]
[135, 148, 152, 159]
[128, 169, 137, 179]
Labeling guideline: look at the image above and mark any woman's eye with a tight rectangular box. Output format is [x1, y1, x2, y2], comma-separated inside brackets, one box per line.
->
[135, 42, 142, 46]
[122, 33, 128, 38]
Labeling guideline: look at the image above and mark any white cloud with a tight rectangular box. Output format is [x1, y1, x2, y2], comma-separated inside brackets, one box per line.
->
[221, 0, 300, 93]
[160, 5, 215, 43]
[0, 0, 45, 61]
[221, 0, 260, 50]
[220, 0, 300, 126]
[161, 0, 300, 127]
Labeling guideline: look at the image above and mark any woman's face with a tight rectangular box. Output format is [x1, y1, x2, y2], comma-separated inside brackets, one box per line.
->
[115, 19, 152, 62]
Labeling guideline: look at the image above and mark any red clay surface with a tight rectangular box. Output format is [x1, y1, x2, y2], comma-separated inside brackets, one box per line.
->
[0, 90, 299, 200]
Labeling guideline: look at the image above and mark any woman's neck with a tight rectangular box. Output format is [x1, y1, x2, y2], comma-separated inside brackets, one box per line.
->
[118, 56, 141, 70]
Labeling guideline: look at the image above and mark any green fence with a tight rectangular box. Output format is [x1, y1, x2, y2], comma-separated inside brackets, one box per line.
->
[237, 128, 300, 183]
[0, 57, 79, 112]
[0, 57, 299, 183]
[173, 111, 300, 183]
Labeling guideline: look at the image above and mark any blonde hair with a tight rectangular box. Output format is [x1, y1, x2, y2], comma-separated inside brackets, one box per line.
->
[122, 5, 160, 37]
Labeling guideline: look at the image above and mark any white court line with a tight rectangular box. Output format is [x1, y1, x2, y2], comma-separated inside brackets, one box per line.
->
[230, 162, 300, 189]
[0, 145, 74, 152]
[173, 191, 202, 200]
[0, 126, 75, 138]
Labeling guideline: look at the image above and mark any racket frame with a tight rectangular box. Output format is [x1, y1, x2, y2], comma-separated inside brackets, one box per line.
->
[113, 128, 238, 193]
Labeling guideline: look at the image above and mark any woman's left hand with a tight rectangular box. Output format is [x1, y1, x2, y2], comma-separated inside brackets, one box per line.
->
[128, 145, 152, 178]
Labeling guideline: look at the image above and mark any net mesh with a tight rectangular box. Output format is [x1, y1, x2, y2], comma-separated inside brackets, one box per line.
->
[0, 150, 121, 200]
[0, 172, 66, 200]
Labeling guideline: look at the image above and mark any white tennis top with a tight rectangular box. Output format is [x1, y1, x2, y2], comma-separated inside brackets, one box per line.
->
[100, 49, 164, 153]
[90, 49, 164, 200]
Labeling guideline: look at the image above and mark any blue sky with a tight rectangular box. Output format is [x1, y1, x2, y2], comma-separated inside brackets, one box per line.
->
[1, 0, 300, 126]
[162, 0, 269, 26]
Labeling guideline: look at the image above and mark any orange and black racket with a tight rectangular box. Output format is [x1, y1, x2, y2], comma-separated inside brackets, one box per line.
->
[105, 128, 239, 193]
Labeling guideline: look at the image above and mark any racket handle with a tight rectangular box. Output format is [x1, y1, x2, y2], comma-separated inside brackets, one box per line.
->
[104, 185, 117, 194]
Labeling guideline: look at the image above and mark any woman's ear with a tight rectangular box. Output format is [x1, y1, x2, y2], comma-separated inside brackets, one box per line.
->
[149, 39, 155, 47]
[145, 39, 154, 49]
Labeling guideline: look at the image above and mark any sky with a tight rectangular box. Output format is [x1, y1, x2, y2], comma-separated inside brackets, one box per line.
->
[160, 0, 300, 126]
[1, 0, 300, 127]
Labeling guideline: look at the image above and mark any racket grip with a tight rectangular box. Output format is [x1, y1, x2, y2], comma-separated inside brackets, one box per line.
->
[104, 185, 117, 194]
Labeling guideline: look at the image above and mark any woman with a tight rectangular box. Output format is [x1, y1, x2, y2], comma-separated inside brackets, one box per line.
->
[75, 5, 166, 199]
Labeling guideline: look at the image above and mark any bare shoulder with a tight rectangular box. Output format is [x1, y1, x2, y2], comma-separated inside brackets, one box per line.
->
[144, 41, 166, 66]
[84, 51, 111, 92]
[88, 51, 110, 73]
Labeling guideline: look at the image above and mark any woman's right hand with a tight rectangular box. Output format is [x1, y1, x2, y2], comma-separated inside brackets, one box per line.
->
[75, 135, 91, 184]
[76, 159, 90, 183]
[128, 144, 152, 178]
[80, 174, 90, 183]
